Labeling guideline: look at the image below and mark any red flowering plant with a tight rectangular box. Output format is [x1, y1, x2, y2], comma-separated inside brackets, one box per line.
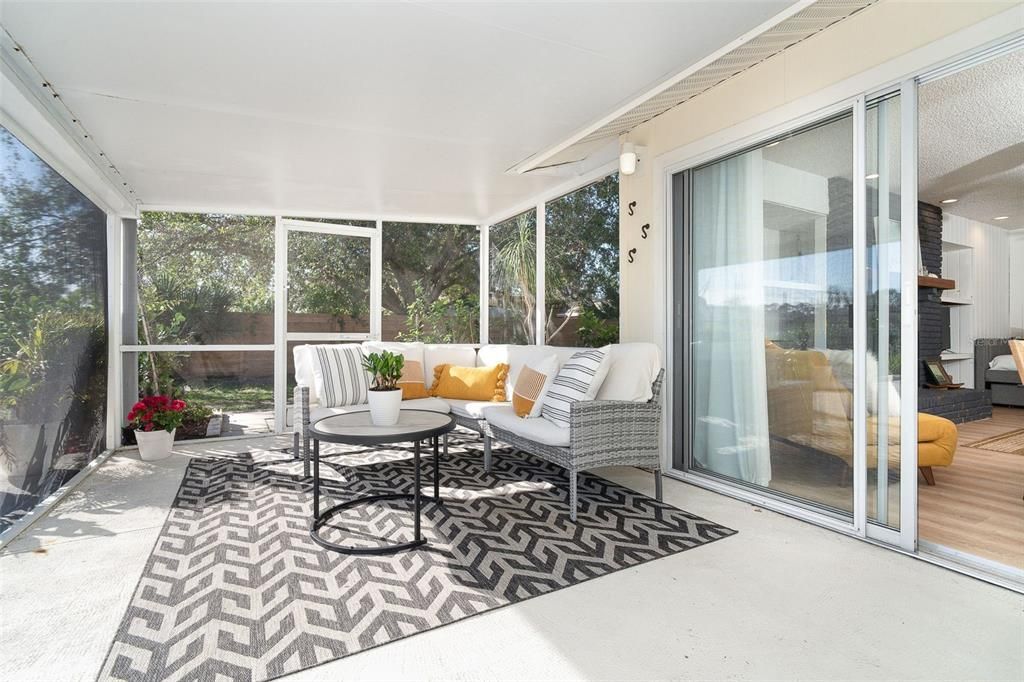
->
[126, 395, 187, 433]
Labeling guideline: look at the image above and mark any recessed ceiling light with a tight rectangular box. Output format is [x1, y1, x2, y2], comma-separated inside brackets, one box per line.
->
[941, 198, 958, 204]
[993, 216, 1009, 221]
[765, 141, 780, 148]
[865, 173, 879, 180]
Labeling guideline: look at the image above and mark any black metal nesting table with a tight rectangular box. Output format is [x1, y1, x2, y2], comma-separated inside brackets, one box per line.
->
[308, 409, 455, 555]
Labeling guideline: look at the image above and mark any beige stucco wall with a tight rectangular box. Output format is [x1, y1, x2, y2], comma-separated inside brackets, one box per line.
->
[618, 0, 1024, 355]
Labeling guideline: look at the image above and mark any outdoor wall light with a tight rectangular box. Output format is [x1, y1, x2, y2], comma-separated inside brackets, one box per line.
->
[620, 142, 639, 175]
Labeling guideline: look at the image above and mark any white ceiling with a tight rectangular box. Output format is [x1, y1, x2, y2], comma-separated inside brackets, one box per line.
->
[919, 48, 1024, 230]
[0, 0, 794, 221]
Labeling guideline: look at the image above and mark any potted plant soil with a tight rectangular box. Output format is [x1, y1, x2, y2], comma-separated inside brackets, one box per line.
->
[362, 350, 404, 426]
[126, 395, 186, 461]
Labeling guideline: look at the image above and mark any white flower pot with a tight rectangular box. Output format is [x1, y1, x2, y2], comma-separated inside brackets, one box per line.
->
[135, 428, 176, 461]
[367, 389, 402, 426]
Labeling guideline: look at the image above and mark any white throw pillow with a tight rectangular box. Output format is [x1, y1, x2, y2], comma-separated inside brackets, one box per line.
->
[541, 346, 611, 428]
[310, 344, 370, 408]
[989, 354, 1017, 371]
[511, 354, 559, 418]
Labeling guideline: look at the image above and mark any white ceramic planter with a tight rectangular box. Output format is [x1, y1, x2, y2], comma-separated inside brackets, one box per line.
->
[136, 428, 176, 461]
[367, 389, 402, 426]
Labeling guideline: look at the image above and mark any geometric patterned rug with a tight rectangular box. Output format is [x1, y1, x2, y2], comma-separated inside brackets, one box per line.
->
[98, 432, 736, 681]
[968, 428, 1024, 455]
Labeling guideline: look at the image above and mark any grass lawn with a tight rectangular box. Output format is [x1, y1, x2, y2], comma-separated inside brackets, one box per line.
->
[185, 379, 274, 413]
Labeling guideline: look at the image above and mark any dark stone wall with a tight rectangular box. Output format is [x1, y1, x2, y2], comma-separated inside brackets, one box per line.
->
[919, 388, 992, 424]
[917, 201, 948, 386]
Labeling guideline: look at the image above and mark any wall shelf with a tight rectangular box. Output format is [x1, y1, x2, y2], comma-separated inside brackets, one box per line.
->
[918, 275, 956, 289]
[940, 351, 973, 361]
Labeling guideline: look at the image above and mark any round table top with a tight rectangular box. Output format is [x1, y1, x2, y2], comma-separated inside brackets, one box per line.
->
[309, 409, 455, 445]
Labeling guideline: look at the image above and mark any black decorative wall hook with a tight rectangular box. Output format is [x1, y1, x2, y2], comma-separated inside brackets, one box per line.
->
[627, 248, 637, 264]
[627, 201, 636, 216]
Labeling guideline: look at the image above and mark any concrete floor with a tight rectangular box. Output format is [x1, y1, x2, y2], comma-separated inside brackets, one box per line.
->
[1, 434, 1021, 681]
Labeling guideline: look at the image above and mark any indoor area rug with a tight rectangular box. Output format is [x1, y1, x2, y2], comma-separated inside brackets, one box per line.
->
[98, 433, 735, 681]
[968, 428, 1024, 455]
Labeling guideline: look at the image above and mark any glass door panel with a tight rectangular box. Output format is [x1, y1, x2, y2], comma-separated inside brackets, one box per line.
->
[866, 94, 902, 530]
[686, 112, 857, 518]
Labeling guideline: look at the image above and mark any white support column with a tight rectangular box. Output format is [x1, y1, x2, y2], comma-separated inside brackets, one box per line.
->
[479, 224, 489, 345]
[852, 95, 868, 536]
[105, 213, 123, 450]
[898, 79, 919, 553]
[535, 203, 546, 345]
[273, 216, 287, 433]
[372, 220, 383, 341]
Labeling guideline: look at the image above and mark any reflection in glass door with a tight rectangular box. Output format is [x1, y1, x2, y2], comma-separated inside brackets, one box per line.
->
[681, 112, 859, 518]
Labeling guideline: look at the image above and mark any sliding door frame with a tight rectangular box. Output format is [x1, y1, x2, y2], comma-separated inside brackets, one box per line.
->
[661, 91, 920, 548]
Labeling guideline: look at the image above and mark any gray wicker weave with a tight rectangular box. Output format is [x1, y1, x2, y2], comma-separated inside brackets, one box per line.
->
[293, 370, 665, 522]
[488, 369, 664, 521]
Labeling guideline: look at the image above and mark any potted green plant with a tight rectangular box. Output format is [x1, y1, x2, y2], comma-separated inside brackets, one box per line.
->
[362, 350, 404, 426]
[126, 395, 187, 460]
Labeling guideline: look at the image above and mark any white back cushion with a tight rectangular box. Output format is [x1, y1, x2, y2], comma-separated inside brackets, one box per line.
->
[596, 342, 661, 402]
[478, 345, 558, 401]
[363, 341, 424, 367]
[422, 344, 478, 385]
[293, 344, 318, 402]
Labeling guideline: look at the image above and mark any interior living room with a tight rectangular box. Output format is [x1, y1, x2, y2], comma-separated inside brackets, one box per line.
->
[1, 2, 1022, 681]
[915, 48, 1024, 572]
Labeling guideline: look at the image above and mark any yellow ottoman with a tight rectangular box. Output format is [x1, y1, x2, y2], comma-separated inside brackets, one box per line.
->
[918, 413, 958, 485]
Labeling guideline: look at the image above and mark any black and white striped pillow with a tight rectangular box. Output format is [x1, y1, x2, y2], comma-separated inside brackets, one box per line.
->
[310, 344, 370, 407]
[541, 348, 608, 428]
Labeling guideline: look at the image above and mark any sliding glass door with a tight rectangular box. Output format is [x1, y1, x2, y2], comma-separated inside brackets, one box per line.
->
[674, 92, 917, 548]
[682, 112, 858, 518]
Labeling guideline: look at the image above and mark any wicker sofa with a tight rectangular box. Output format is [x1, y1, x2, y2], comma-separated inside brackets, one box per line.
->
[291, 342, 664, 521]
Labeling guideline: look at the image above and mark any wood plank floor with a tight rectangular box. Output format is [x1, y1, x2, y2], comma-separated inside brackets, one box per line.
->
[919, 406, 1024, 570]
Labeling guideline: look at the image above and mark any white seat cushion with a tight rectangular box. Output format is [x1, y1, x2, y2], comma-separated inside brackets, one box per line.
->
[446, 398, 510, 420]
[310, 397, 450, 423]
[485, 405, 570, 447]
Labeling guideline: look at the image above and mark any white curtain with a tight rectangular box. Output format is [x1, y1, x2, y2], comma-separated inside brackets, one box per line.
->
[691, 150, 772, 486]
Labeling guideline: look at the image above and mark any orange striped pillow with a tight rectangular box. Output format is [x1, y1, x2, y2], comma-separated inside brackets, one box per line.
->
[512, 355, 559, 418]
[398, 360, 431, 400]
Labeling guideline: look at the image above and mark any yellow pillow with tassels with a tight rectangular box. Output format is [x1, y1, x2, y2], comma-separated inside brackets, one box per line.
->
[430, 363, 509, 402]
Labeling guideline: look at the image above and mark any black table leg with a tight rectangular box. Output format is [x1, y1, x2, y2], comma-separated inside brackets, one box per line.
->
[313, 437, 320, 518]
[433, 435, 440, 500]
[413, 439, 422, 543]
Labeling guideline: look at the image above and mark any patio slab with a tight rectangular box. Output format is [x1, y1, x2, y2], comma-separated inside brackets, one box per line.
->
[1, 434, 1021, 681]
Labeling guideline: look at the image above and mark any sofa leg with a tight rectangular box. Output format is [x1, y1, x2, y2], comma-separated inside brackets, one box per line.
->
[920, 466, 936, 486]
[483, 435, 493, 473]
[654, 469, 663, 502]
[569, 470, 578, 522]
[292, 431, 300, 460]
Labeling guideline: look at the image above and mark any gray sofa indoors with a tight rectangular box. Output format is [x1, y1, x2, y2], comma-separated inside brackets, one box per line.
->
[974, 338, 1024, 407]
